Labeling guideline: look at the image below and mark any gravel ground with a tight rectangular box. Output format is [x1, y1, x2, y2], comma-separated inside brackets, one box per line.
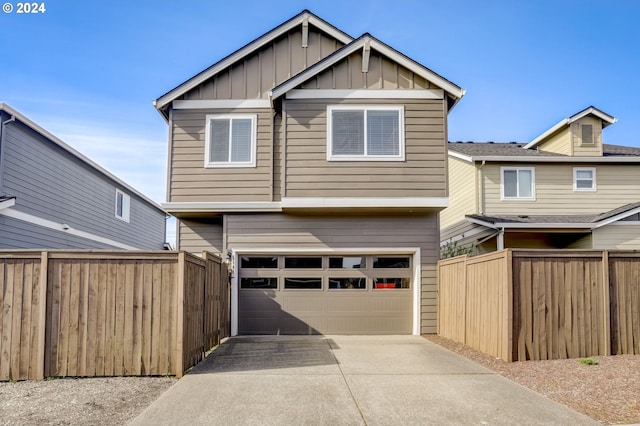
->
[0, 377, 176, 426]
[424, 334, 640, 425]
[1, 337, 638, 425]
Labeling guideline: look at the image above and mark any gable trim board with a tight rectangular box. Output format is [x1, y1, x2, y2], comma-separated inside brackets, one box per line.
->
[230, 246, 422, 336]
[0, 207, 140, 250]
[269, 35, 464, 106]
[449, 152, 640, 163]
[154, 10, 354, 113]
[285, 89, 444, 100]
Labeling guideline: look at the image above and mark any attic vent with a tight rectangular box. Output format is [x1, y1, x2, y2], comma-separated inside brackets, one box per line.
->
[582, 124, 594, 145]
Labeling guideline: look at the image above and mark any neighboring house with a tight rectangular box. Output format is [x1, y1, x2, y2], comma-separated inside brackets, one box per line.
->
[154, 10, 464, 335]
[441, 106, 640, 255]
[0, 103, 168, 250]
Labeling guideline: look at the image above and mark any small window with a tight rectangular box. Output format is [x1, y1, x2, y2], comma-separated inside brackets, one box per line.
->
[205, 114, 256, 168]
[284, 278, 322, 289]
[373, 278, 410, 289]
[284, 257, 322, 269]
[115, 189, 130, 222]
[574, 168, 596, 191]
[329, 257, 365, 269]
[241, 278, 277, 289]
[327, 105, 404, 161]
[501, 167, 535, 200]
[373, 257, 410, 268]
[581, 124, 594, 145]
[241, 257, 278, 269]
[328, 278, 366, 290]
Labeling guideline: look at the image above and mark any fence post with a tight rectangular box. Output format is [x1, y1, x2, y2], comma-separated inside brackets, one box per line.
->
[35, 251, 48, 380]
[175, 252, 185, 378]
[602, 250, 611, 356]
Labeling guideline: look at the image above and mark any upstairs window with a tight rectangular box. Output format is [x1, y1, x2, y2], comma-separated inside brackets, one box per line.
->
[501, 167, 535, 200]
[327, 105, 404, 161]
[115, 189, 130, 222]
[574, 168, 596, 191]
[205, 114, 256, 168]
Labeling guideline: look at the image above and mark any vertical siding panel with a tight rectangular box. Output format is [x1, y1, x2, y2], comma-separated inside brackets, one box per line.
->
[260, 46, 274, 96]
[230, 62, 246, 99]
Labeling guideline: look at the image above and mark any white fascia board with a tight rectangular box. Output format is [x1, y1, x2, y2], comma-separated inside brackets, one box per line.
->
[155, 12, 353, 110]
[0, 197, 16, 210]
[440, 225, 492, 246]
[465, 216, 499, 229]
[569, 107, 617, 127]
[173, 99, 271, 109]
[0, 104, 165, 214]
[0, 208, 140, 250]
[496, 222, 593, 229]
[281, 197, 448, 209]
[524, 118, 569, 149]
[286, 89, 444, 100]
[463, 156, 640, 163]
[447, 150, 473, 163]
[162, 202, 283, 213]
[592, 206, 640, 229]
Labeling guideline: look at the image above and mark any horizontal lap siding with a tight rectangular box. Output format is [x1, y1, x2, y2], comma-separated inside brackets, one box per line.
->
[593, 225, 640, 249]
[178, 219, 224, 255]
[284, 99, 446, 198]
[226, 213, 440, 333]
[483, 163, 640, 215]
[170, 109, 272, 202]
[440, 157, 477, 230]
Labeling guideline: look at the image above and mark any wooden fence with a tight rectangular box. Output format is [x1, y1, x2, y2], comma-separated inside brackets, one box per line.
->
[0, 250, 229, 381]
[438, 249, 640, 361]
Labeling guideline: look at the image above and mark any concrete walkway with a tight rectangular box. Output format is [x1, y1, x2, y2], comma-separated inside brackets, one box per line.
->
[131, 335, 596, 425]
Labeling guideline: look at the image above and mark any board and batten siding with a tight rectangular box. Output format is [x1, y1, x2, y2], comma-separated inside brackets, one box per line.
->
[177, 218, 224, 255]
[0, 120, 165, 249]
[592, 224, 640, 249]
[440, 156, 477, 230]
[283, 98, 447, 198]
[169, 109, 272, 202]
[483, 163, 640, 215]
[224, 213, 440, 333]
[180, 26, 345, 101]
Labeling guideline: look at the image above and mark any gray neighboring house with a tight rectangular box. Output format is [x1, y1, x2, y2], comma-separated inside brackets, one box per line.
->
[0, 103, 167, 250]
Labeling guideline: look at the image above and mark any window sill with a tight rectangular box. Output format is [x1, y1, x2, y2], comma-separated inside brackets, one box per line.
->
[327, 156, 405, 162]
[205, 162, 256, 168]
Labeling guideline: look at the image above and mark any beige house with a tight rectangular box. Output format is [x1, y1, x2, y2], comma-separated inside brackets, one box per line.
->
[441, 106, 640, 255]
[154, 10, 464, 335]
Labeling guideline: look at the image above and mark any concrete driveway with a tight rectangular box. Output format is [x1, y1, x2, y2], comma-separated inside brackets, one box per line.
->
[131, 335, 596, 425]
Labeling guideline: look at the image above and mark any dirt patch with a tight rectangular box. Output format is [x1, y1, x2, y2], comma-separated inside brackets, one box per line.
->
[424, 334, 640, 425]
[0, 377, 176, 425]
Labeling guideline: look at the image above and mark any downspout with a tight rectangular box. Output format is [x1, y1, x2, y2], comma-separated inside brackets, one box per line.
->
[497, 227, 505, 250]
[477, 160, 486, 214]
[0, 114, 17, 192]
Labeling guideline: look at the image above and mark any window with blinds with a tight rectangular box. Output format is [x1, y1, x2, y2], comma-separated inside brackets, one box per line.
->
[327, 105, 404, 161]
[205, 114, 257, 167]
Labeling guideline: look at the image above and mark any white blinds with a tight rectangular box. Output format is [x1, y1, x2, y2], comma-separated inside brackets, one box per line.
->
[332, 110, 364, 155]
[367, 110, 399, 155]
[231, 118, 252, 162]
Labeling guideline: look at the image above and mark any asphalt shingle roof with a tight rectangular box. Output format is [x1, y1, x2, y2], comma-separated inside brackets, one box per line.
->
[448, 142, 640, 158]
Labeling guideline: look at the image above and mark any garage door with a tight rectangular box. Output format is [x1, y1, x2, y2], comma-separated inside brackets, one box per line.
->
[238, 254, 413, 334]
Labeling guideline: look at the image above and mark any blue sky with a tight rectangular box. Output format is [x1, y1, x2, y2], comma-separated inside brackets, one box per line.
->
[2, 0, 639, 242]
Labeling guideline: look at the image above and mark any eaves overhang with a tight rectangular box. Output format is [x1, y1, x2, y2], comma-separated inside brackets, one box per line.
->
[448, 152, 640, 164]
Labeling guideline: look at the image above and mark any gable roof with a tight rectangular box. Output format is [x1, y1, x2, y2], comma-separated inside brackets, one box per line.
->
[153, 10, 353, 116]
[466, 201, 640, 230]
[524, 106, 617, 149]
[270, 33, 465, 109]
[448, 141, 640, 163]
[0, 103, 165, 214]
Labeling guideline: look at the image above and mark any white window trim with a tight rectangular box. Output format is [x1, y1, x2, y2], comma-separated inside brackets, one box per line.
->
[326, 105, 405, 162]
[500, 167, 536, 201]
[573, 167, 596, 192]
[115, 189, 131, 223]
[204, 114, 257, 168]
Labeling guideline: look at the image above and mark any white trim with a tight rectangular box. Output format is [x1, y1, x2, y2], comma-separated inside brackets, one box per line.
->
[440, 225, 492, 246]
[447, 150, 473, 162]
[281, 197, 448, 209]
[162, 201, 283, 213]
[449, 154, 640, 163]
[0, 207, 140, 250]
[286, 89, 444, 100]
[173, 99, 271, 109]
[603, 221, 640, 226]
[204, 114, 257, 168]
[500, 167, 536, 201]
[466, 216, 499, 229]
[154, 11, 354, 110]
[0, 103, 165, 213]
[0, 197, 16, 210]
[592, 206, 640, 229]
[573, 167, 596, 192]
[270, 35, 464, 101]
[525, 107, 617, 149]
[230, 246, 422, 336]
[326, 105, 405, 162]
[115, 189, 131, 223]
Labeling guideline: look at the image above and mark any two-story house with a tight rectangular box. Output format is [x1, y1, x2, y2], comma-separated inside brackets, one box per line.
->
[441, 106, 640, 255]
[154, 10, 464, 335]
[0, 103, 167, 250]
